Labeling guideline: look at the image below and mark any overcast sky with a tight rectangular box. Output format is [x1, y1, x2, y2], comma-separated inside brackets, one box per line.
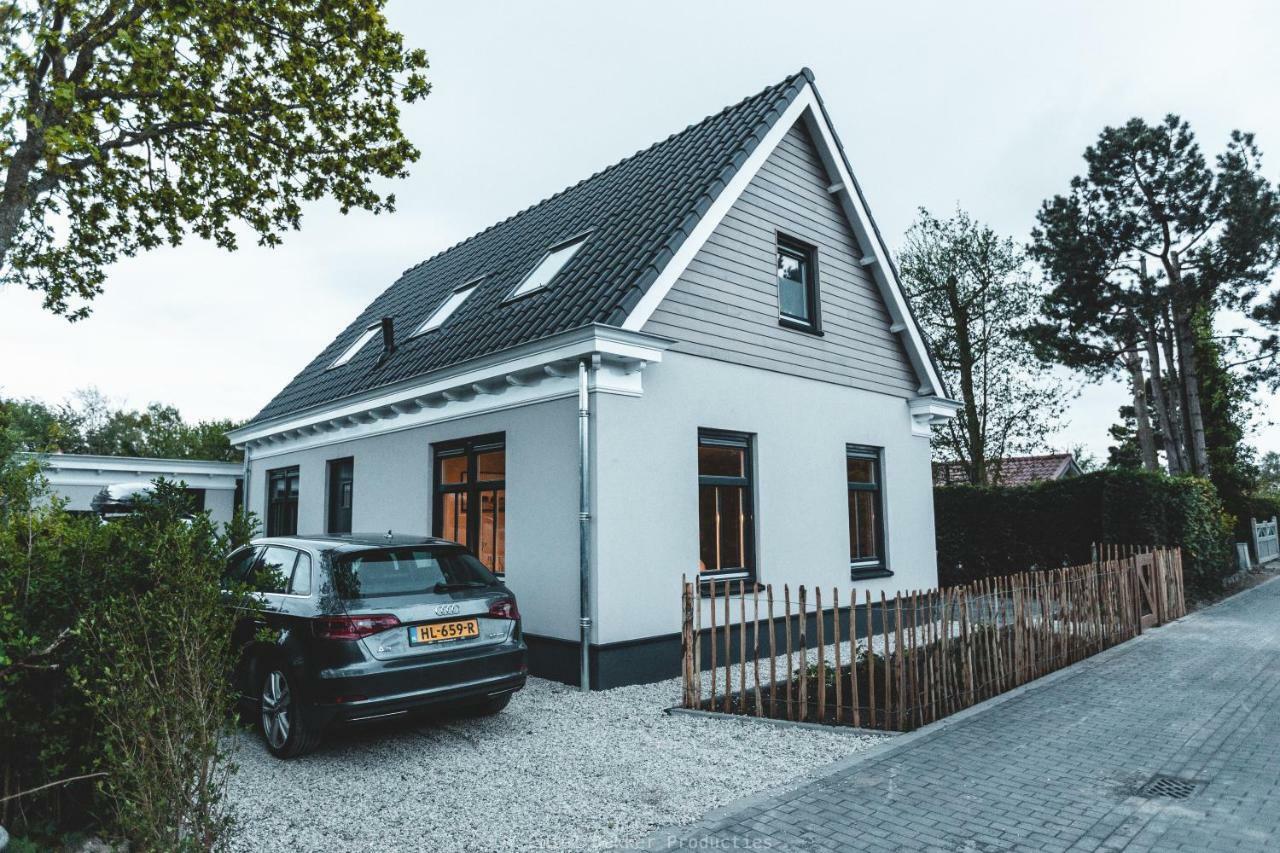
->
[2, 0, 1278, 459]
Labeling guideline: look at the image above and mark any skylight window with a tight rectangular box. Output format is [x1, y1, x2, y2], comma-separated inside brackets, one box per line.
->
[328, 324, 380, 368]
[415, 281, 479, 335]
[509, 236, 588, 298]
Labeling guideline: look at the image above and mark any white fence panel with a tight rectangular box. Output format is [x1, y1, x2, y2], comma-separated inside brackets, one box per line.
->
[1253, 516, 1279, 564]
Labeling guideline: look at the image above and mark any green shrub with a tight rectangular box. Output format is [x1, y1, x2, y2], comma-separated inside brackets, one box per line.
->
[934, 470, 1234, 598]
[0, 444, 256, 848]
[75, 484, 243, 850]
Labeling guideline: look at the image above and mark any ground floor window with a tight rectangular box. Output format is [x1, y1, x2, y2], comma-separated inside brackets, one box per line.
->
[433, 434, 506, 574]
[327, 457, 354, 534]
[266, 466, 299, 537]
[183, 488, 206, 514]
[848, 445, 887, 577]
[697, 430, 755, 580]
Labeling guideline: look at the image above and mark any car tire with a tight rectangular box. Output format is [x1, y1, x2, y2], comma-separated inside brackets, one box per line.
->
[259, 665, 322, 758]
[462, 692, 513, 717]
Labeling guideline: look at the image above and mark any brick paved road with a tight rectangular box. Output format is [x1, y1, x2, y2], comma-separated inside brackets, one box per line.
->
[648, 578, 1280, 852]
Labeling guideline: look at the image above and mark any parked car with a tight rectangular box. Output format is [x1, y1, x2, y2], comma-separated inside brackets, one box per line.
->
[90, 480, 203, 521]
[223, 533, 527, 758]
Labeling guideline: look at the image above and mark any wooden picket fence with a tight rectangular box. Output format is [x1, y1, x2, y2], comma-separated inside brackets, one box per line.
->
[680, 546, 1185, 731]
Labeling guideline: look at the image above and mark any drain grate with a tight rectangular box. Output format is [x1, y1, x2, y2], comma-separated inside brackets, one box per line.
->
[1139, 775, 1203, 800]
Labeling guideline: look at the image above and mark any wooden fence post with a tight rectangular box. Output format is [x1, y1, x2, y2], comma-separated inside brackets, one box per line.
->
[798, 585, 808, 723]
[708, 580, 717, 711]
[722, 582, 731, 713]
[867, 589, 876, 729]
[851, 590, 861, 728]
[739, 579, 747, 709]
[894, 592, 906, 729]
[721, 578, 732, 712]
[753, 584, 762, 717]
[681, 577, 693, 708]
[881, 590, 892, 728]
[815, 586, 826, 722]
[783, 585, 793, 721]
[766, 584, 776, 718]
[833, 587, 842, 725]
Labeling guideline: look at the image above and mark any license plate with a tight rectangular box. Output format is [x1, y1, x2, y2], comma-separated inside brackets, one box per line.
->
[410, 618, 479, 645]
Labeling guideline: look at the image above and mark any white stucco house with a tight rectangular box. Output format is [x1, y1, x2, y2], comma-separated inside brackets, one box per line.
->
[227, 69, 959, 688]
[29, 453, 243, 527]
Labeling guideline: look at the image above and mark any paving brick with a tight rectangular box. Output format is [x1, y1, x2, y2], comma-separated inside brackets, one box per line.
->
[647, 579, 1280, 852]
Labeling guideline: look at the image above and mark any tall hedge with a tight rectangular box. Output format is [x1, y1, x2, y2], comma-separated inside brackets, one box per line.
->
[934, 470, 1234, 598]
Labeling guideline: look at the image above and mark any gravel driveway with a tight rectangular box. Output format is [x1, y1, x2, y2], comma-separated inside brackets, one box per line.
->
[226, 675, 881, 852]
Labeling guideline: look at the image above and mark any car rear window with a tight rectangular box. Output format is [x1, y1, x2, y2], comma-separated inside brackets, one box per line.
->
[333, 547, 496, 599]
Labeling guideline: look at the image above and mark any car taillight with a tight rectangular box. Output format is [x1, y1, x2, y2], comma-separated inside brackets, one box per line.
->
[487, 598, 520, 620]
[312, 614, 401, 640]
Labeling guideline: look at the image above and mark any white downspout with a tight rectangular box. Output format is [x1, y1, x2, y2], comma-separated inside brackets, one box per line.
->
[578, 358, 593, 691]
[240, 442, 251, 523]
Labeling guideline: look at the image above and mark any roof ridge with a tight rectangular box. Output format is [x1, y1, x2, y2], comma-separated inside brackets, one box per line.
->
[396, 69, 813, 279]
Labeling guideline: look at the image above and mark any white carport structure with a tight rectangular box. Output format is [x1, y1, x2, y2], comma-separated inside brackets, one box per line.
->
[27, 453, 243, 527]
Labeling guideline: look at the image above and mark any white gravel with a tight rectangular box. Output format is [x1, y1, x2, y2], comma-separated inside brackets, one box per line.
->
[226, 674, 882, 852]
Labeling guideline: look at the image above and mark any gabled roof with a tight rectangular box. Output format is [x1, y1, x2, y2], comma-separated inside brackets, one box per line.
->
[933, 454, 1083, 487]
[244, 69, 947, 431]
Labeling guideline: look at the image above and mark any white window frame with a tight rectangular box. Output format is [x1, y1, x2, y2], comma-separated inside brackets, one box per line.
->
[414, 280, 481, 336]
[328, 324, 380, 369]
[506, 234, 589, 299]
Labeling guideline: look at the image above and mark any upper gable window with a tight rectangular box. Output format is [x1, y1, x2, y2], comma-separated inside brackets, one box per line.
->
[776, 234, 821, 333]
[328, 324, 380, 369]
[415, 280, 479, 335]
[508, 235, 588, 298]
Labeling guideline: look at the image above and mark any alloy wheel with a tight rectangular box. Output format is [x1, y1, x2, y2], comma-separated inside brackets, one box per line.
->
[261, 670, 292, 749]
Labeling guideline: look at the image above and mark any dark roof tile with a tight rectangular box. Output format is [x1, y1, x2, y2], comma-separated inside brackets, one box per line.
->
[248, 70, 812, 426]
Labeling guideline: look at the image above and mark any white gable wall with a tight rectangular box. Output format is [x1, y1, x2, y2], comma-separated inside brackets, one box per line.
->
[642, 120, 921, 396]
[593, 352, 937, 645]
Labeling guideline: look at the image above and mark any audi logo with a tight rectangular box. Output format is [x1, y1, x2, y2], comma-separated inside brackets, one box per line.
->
[434, 603, 462, 617]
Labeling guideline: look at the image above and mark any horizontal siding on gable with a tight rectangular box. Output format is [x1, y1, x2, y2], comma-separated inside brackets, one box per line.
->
[644, 121, 919, 397]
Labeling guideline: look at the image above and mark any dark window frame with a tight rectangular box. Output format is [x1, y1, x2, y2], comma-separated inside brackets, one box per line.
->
[697, 429, 757, 584]
[265, 466, 299, 537]
[847, 444, 890, 580]
[775, 232, 822, 334]
[326, 456, 355, 535]
[431, 432, 506, 574]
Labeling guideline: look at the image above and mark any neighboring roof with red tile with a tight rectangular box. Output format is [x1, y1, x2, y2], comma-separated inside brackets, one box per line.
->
[933, 454, 1083, 487]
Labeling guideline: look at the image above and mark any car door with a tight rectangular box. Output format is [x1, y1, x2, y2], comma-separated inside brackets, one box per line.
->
[223, 545, 263, 696]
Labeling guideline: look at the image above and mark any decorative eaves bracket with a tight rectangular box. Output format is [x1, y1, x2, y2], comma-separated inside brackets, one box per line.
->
[908, 395, 963, 438]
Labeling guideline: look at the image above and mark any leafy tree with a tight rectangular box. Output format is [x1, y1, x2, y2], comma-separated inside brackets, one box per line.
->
[1193, 310, 1257, 520]
[0, 0, 429, 319]
[1106, 406, 1148, 471]
[1030, 115, 1280, 479]
[900, 208, 1066, 485]
[1258, 451, 1280, 497]
[1, 388, 242, 460]
[1065, 443, 1099, 473]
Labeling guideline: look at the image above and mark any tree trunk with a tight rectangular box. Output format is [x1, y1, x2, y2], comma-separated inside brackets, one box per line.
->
[1159, 310, 1192, 471]
[1124, 346, 1159, 471]
[1174, 311, 1211, 476]
[1144, 321, 1185, 474]
[1164, 252, 1210, 476]
[945, 277, 985, 485]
